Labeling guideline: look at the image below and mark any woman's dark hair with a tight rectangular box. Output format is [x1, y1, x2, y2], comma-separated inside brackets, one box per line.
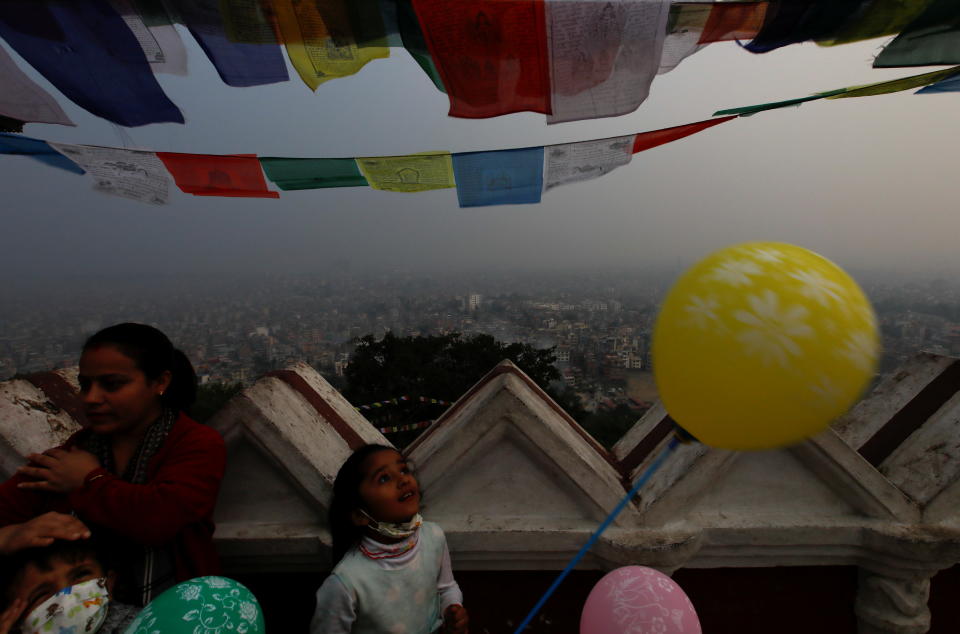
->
[329, 444, 404, 565]
[83, 323, 197, 413]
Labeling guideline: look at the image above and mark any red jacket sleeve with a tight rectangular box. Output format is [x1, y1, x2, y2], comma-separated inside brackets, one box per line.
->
[0, 472, 49, 526]
[66, 421, 226, 546]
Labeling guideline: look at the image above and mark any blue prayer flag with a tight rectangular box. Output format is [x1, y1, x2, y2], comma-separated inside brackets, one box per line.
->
[916, 74, 960, 94]
[0, 133, 85, 175]
[169, 0, 289, 88]
[0, 1, 183, 127]
[452, 147, 544, 208]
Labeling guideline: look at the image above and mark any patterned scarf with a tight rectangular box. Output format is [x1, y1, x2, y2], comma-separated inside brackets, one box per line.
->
[81, 408, 177, 606]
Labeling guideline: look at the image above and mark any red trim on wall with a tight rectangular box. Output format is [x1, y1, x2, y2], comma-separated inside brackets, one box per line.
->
[859, 359, 960, 466]
[265, 370, 366, 450]
[23, 371, 84, 423]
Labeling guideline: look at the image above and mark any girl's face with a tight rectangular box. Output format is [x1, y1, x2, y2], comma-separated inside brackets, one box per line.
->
[15, 555, 113, 619]
[78, 345, 170, 437]
[355, 450, 421, 524]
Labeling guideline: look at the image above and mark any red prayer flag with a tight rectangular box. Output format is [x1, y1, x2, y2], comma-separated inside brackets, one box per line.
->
[156, 152, 279, 198]
[412, 0, 551, 118]
[698, 1, 768, 44]
[632, 116, 736, 154]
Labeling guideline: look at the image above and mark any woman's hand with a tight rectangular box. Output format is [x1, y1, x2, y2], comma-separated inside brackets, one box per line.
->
[443, 604, 468, 634]
[16, 447, 101, 494]
[0, 512, 90, 555]
[0, 597, 26, 634]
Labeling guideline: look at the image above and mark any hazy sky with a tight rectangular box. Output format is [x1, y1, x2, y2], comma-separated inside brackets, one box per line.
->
[2, 26, 959, 287]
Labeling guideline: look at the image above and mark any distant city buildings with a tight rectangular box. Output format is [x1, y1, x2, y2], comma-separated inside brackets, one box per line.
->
[1, 272, 957, 411]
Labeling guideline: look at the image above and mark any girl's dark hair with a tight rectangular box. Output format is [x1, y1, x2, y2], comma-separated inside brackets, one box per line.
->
[84, 323, 197, 413]
[329, 444, 400, 565]
[0, 536, 111, 605]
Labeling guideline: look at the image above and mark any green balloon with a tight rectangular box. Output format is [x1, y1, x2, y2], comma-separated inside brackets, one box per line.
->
[123, 577, 265, 634]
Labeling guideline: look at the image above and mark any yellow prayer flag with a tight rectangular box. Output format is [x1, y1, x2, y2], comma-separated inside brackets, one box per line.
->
[355, 153, 456, 193]
[271, 0, 389, 91]
[825, 65, 960, 99]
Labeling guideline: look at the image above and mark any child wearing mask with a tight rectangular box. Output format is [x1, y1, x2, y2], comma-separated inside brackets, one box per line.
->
[0, 536, 139, 634]
[311, 445, 468, 634]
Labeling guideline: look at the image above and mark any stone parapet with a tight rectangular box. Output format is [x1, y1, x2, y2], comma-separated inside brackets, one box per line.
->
[1, 353, 959, 631]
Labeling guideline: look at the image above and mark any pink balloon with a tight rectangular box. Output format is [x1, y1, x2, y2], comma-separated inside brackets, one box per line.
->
[580, 566, 701, 634]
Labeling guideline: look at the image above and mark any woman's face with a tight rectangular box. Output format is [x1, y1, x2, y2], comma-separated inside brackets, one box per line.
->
[356, 449, 421, 524]
[78, 345, 170, 437]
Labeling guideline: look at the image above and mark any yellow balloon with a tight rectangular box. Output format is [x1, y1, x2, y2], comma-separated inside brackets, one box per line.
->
[652, 242, 880, 450]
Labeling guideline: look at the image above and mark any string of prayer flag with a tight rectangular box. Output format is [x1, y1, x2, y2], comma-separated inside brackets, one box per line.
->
[2, 0, 959, 129]
[714, 64, 960, 117]
[1, 114, 737, 205]
[156, 152, 280, 198]
[714, 89, 845, 117]
[825, 65, 960, 99]
[378, 421, 433, 434]
[355, 396, 451, 411]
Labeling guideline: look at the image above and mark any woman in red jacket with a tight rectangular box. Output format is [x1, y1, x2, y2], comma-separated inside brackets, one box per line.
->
[0, 323, 226, 606]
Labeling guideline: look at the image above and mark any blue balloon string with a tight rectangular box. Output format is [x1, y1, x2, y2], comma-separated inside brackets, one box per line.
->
[512, 435, 682, 634]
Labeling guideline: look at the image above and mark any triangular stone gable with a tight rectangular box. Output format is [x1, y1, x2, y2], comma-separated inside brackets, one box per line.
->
[690, 447, 863, 524]
[789, 429, 919, 523]
[408, 361, 638, 533]
[612, 402, 738, 526]
[835, 352, 960, 459]
[0, 368, 82, 478]
[209, 362, 390, 568]
[614, 404, 918, 528]
[832, 352, 960, 517]
[882, 389, 960, 518]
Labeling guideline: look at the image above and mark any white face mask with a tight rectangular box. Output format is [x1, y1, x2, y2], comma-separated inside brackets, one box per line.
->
[359, 510, 423, 539]
[21, 577, 110, 634]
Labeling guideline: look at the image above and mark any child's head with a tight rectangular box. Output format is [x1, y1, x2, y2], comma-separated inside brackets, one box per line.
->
[1, 538, 114, 634]
[329, 445, 421, 563]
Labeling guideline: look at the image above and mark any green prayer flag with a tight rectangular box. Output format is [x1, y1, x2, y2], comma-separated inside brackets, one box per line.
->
[817, 0, 933, 46]
[713, 89, 846, 117]
[259, 157, 368, 190]
[397, 0, 446, 93]
[874, 0, 960, 67]
[826, 65, 960, 98]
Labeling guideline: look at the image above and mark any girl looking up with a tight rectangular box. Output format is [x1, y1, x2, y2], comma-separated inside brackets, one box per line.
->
[0, 323, 226, 606]
[312, 444, 468, 634]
